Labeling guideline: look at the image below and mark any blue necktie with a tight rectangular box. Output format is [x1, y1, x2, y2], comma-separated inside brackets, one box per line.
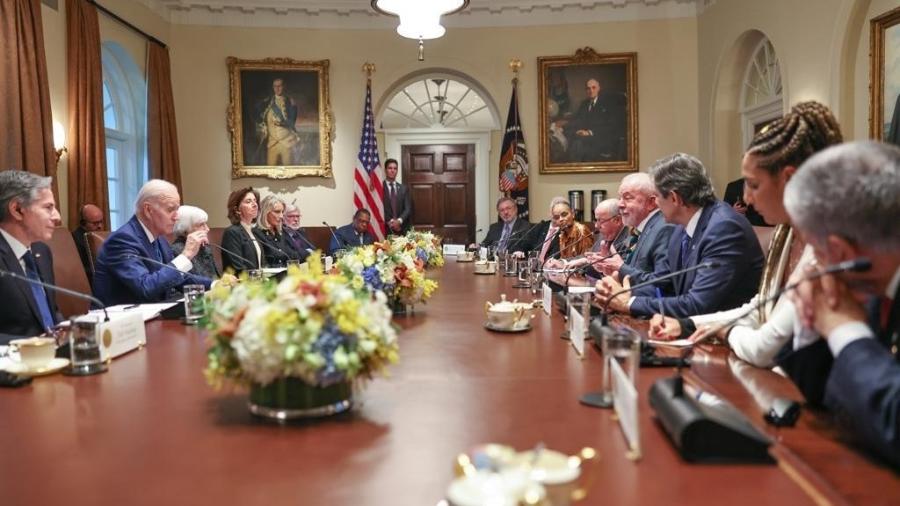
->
[678, 231, 691, 270]
[498, 222, 512, 251]
[22, 250, 55, 331]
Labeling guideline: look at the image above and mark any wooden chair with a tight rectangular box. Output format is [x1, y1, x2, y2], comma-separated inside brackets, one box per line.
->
[86, 230, 110, 276]
[44, 227, 92, 317]
[305, 226, 333, 252]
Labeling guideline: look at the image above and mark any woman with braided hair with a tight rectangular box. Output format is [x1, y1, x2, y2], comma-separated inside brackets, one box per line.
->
[649, 101, 844, 368]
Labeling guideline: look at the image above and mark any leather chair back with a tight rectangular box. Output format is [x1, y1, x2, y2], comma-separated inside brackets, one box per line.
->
[86, 230, 110, 275]
[45, 227, 92, 317]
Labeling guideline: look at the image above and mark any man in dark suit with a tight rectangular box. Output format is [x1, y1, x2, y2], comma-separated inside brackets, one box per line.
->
[71, 203, 104, 287]
[598, 153, 764, 318]
[565, 199, 628, 278]
[596, 173, 674, 292]
[563, 78, 626, 162]
[283, 204, 314, 261]
[478, 197, 532, 254]
[382, 158, 412, 236]
[723, 177, 768, 227]
[778, 141, 899, 468]
[0, 170, 63, 344]
[328, 209, 375, 255]
[93, 180, 213, 306]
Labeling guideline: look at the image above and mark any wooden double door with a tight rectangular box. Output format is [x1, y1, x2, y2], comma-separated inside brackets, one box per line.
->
[401, 143, 475, 244]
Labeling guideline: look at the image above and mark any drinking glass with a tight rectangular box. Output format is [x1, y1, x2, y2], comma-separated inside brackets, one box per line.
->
[247, 269, 264, 281]
[67, 316, 107, 376]
[182, 284, 206, 325]
[603, 325, 641, 387]
[516, 258, 531, 284]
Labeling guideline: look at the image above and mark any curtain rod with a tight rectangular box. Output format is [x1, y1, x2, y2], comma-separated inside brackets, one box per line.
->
[88, 0, 167, 49]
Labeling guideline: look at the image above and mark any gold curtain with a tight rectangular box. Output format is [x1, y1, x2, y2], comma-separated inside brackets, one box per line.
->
[147, 43, 182, 194]
[65, 0, 108, 229]
[0, 0, 57, 196]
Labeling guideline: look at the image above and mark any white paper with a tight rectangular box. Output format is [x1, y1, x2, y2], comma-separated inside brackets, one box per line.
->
[647, 338, 694, 348]
[611, 358, 641, 457]
[567, 286, 595, 294]
[87, 302, 177, 322]
[542, 283, 552, 316]
[569, 305, 585, 356]
[262, 267, 286, 276]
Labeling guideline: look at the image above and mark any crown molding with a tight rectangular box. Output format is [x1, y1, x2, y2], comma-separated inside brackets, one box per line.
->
[137, 0, 707, 29]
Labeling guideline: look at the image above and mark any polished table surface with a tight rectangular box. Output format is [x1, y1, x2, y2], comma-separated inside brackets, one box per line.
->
[1, 262, 897, 505]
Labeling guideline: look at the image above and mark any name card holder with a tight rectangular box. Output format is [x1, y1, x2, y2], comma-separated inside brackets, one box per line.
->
[96, 312, 146, 361]
[443, 244, 466, 256]
[569, 304, 585, 357]
[542, 283, 552, 316]
[611, 359, 641, 460]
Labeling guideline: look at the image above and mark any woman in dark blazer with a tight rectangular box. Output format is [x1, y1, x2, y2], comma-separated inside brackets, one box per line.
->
[220, 187, 265, 274]
[253, 195, 301, 268]
[171, 205, 220, 280]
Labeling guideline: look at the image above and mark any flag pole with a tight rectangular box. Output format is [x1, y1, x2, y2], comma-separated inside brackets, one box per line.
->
[507, 58, 522, 199]
[363, 62, 376, 195]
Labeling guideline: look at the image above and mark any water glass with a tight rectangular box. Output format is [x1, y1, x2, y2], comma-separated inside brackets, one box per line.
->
[67, 316, 107, 375]
[504, 253, 518, 277]
[516, 258, 531, 283]
[182, 284, 206, 325]
[603, 325, 641, 387]
[247, 269, 264, 281]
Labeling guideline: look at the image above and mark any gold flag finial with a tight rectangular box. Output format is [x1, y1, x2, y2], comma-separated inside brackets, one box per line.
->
[362, 62, 376, 79]
[509, 58, 522, 78]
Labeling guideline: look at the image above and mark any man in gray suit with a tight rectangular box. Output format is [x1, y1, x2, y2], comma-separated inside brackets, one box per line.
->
[596, 172, 674, 294]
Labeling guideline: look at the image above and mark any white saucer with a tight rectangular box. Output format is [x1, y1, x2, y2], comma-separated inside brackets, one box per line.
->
[484, 322, 532, 333]
[447, 470, 545, 506]
[509, 449, 581, 485]
[2, 358, 70, 377]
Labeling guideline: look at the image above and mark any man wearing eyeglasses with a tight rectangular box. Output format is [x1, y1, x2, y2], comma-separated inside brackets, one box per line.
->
[562, 199, 629, 277]
[72, 203, 104, 288]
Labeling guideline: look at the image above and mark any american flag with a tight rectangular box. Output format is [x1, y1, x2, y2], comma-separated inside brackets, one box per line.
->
[353, 81, 386, 240]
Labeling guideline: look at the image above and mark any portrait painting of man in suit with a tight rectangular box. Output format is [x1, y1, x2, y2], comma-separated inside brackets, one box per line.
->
[539, 49, 638, 174]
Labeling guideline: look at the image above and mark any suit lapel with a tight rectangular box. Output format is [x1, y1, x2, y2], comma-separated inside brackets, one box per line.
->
[678, 204, 714, 293]
[0, 234, 44, 327]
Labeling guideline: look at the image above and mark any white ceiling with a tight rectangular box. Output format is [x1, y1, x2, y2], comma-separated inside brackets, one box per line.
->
[138, 0, 711, 29]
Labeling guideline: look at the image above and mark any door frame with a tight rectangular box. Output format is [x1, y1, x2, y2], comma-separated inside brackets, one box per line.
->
[383, 129, 492, 243]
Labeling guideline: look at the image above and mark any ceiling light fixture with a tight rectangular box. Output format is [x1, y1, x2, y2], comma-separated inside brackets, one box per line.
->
[371, 0, 469, 61]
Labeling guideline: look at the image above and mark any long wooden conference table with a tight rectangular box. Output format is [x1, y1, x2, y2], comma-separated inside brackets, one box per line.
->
[1, 262, 897, 505]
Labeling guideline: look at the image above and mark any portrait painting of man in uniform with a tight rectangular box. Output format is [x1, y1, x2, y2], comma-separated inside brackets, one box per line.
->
[227, 57, 334, 178]
[538, 48, 638, 174]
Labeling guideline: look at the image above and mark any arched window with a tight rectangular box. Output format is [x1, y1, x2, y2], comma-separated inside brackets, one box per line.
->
[381, 75, 496, 129]
[740, 38, 784, 148]
[101, 42, 147, 229]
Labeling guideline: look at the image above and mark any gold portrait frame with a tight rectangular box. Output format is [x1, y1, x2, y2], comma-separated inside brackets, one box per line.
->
[538, 48, 638, 174]
[227, 57, 333, 179]
[869, 6, 900, 141]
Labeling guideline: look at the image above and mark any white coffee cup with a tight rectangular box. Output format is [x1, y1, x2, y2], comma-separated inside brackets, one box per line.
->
[10, 337, 57, 370]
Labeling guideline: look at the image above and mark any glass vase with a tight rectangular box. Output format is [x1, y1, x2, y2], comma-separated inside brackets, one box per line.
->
[248, 377, 352, 421]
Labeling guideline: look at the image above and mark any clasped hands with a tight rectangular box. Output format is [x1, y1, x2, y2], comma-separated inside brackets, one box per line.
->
[594, 272, 631, 314]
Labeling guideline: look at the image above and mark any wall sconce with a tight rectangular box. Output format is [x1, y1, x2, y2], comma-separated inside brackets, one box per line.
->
[52, 120, 67, 164]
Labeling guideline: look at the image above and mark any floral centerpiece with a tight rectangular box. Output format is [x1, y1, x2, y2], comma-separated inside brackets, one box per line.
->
[392, 230, 444, 269]
[203, 255, 399, 420]
[334, 240, 438, 310]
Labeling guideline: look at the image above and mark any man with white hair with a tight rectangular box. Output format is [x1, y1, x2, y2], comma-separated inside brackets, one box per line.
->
[283, 203, 314, 260]
[93, 180, 212, 305]
[596, 172, 674, 289]
[778, 141, 900, 467]
[564, 199, 628, 277]
[0, 170, 63, 343]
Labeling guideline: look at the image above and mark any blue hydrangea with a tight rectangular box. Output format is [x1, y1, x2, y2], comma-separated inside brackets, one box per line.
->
[416, 247, 428, 263]
[311, 322, 354, 386]
[362, 265, 384, 291]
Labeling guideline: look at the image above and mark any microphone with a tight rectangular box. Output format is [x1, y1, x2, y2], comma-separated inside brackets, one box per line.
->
[322, 221, 346, 250]
[288, 227, 317, 252]
[541, 229, 595, 272]
[563, 249, 619, 288]
[600, 261, 721, 325]
[121, 253, 188, 277]
[206, 242, 256, 269]
[258, 231, 295, 265]
[673, 257, 872, 346]
[531, 224, 561, 260]
[0, 268, 109, 322]
[501, 220, 543, 250]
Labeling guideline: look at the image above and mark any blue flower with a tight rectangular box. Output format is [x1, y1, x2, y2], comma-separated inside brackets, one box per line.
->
[416, 247, 428, 262]
[311, 323, 355, 386]
[362, 266, 384, 291]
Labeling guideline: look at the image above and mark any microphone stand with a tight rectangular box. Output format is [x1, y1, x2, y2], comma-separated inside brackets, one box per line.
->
[0, 269, 109, 322]
[322, 221, 347, 254]
[206, 242, 255, 270]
